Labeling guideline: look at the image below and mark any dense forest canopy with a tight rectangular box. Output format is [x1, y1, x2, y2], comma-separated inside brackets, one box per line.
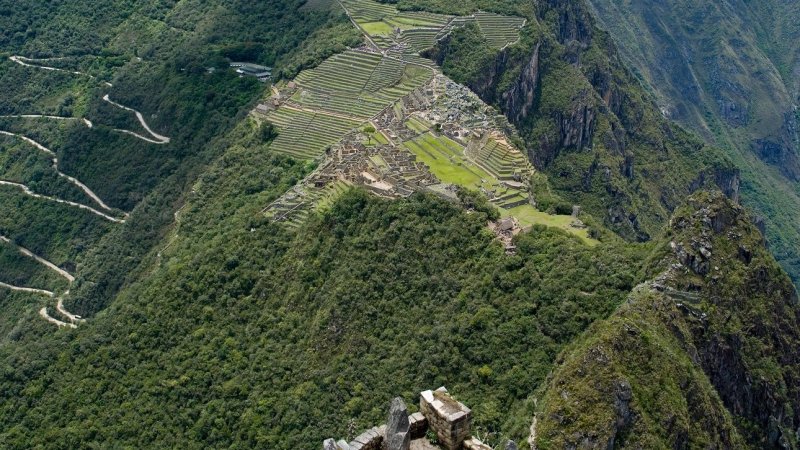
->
[0, 0, 797, 448]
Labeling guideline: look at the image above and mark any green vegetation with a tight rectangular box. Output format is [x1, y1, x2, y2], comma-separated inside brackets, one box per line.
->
[344, 0, 526, 52]
[502, 205, 594, 245]
[0, 134, 647, 447]
[0, 0, 797, 449]
[586, 0, 800, 283]
[535, 192, 800, 449]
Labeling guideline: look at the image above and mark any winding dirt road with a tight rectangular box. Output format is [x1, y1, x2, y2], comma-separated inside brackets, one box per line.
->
[10, 56, 113, 87]
[56, 291, 84, 323]
[0, 130, 118, 214]
[0, 235, 75, 282]
[103, 95, 171, 144]
[1, 235, 83, 327]
[39, 307, 77, 328]
[0, 180, 124, 223]
[0, 115, 93, 128]
[0, 281, 54, 297]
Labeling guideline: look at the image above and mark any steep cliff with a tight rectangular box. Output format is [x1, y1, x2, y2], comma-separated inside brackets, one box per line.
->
[584, 0, 800, 283]
[428, 0, 739, 242]
[534, 191, 800, 449]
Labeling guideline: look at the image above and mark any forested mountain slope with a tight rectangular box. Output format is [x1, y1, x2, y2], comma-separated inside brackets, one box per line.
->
[0, 0, 798, 449]
[585, 0, 800, 283]
[0, 0, 358, 327]
[534, 192, 800, 449]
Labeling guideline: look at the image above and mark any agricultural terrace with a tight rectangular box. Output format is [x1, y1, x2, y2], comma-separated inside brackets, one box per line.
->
[467, 135, 532, 182]
[340, 0, 526, 51]
[291, 49, 433, 119]
[268, 49, 432, 159]
[264, 107, 361, 160]
[265, 180, 351, 227]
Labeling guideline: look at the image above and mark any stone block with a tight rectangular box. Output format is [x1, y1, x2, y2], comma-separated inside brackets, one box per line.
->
[408, 412, 428, 439]
[463, 438, 492, 450]
[419, 387, 472, 450]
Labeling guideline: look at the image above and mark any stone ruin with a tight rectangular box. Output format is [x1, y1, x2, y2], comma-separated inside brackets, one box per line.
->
[488, 217, 525, 254]
[324, 387, 516, 450]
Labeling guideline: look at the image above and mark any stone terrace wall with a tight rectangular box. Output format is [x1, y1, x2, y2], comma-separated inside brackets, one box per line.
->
[419, 388, 472, 450]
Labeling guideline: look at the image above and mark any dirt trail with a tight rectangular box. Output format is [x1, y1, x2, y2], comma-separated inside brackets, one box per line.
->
[103, 95, 171, 144]
[0, 130, 120, 214]
[0, 235, 75, 282]
[1, 235, 84, 326]
[56, 291, 84, 323]
[10, 55, 91, 77]
[39, 307, 77, 328]
[0, 180, 125, 223]
[112, 128, 171, 144]
[10, 56, 113, 87]
[0, 281, 54, 297]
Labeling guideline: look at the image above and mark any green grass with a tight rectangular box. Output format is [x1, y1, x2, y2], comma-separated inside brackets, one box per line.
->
[405, 116, 431, 133]
[502, 205, 597, 245]
[358, 20, 396, 35]
[363, 129, 389, 146]
[404, 135, 488, 188]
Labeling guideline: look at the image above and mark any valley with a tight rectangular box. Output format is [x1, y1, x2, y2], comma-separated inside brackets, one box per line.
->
[0, 0, 797, 449]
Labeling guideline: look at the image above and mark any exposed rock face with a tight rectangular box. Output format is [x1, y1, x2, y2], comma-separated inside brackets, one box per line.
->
[505, 440, 518, 450]
[501, 43, 541, 124]
[689, 166, 741, 204]
[323, 438, 338, 450]
[386, 397, 411, 450]
[540, 0, 594, 45]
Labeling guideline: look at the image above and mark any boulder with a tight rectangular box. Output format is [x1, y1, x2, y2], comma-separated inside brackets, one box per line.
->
[323, 438, 337, 450]
[505, 440, 518, 450]
[385, 397, 411, 450]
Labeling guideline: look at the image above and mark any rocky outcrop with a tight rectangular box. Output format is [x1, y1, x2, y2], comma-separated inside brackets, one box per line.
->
[689, 166, 741, 204]
[539, 0, 594, 46]
[501, 43, 541, 124]
[385, 398, 410, 450]
[534, 191, 800, 449]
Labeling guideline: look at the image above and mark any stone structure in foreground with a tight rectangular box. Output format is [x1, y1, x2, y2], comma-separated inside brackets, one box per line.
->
[324, 387, 514, 450]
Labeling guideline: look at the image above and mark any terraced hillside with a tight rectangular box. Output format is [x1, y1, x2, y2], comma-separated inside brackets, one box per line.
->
[341, 0, 526, 52]
[266, 49, 433, 159]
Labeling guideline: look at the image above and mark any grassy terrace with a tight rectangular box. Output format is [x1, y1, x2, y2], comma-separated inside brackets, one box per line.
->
[289, 49, 433, 121]
[403, 133, 488, 188]
[341, 0, 525, 51]
[502, 205, 596, 245]
[266, 180, 352, 227]
[471, 137, 531, 181]
[269, 48, 432, 159]
[474, 12, 526, 48]
[266, 108, 361, 160]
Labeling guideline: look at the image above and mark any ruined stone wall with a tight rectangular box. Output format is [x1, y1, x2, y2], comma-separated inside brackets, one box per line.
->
[420, 389, 472, 450]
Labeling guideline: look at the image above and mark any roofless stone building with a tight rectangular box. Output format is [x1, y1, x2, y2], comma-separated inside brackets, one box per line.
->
[324, 387, 514, 450]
